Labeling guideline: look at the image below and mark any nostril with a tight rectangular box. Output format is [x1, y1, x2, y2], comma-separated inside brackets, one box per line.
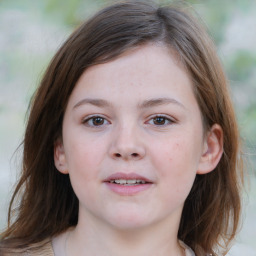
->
[114, 152, 139, 158]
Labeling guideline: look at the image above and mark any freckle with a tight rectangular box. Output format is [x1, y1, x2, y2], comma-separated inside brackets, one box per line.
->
[174, 143, 180, 150]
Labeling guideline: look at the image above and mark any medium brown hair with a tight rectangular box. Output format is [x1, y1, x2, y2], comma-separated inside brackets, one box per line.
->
[1, 1, 244, 255]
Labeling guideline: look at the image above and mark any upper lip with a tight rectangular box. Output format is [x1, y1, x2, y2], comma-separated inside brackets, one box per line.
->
[103, 172, 153, 183]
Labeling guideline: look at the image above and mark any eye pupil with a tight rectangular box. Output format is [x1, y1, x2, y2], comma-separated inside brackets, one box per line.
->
[93, 117, 104, 125]
[153, 117, 165, 125]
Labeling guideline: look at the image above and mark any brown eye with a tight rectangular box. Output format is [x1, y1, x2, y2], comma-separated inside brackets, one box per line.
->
[147, 115, 173, 126]
[92, 117, 105, 126]
[153, 117, 166, 125]
[83, 116, 109, 127]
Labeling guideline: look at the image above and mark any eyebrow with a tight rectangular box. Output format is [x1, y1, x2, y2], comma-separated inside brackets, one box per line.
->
[138, 97, 186, 109]
[73, 97, 185, 110]
[73, 98, 112, 109]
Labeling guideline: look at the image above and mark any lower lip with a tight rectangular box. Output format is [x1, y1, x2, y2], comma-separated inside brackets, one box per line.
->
[104, 182, 152, 196]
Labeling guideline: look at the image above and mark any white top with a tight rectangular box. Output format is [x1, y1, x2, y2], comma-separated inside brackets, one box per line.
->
[6, 239, 197, 255]
[179, 240, 196, 256]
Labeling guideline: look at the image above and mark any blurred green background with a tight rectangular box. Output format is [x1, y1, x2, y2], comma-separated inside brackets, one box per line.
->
[0, 0, 255, 254]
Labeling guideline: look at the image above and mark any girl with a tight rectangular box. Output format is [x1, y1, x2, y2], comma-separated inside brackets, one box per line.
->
[0, 1, 244, 255]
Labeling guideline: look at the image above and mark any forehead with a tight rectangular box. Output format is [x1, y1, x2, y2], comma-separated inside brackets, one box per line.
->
[73, 44, 191, 95]
[63, 43, 201, 119]
[64, 43, 203, 130]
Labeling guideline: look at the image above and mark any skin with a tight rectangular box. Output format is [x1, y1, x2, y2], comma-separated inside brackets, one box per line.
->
[53, 44, 223, 256]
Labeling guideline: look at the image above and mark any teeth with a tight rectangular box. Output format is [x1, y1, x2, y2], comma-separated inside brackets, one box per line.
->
[127, 180, 137, 184]
[115, 179, 127, 184]
[111, 179, 146, 185]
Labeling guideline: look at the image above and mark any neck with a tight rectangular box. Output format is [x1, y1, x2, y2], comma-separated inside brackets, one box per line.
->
[67, 213, 184, 256]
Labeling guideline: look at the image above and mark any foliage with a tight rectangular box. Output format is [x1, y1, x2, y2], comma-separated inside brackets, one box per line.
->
[1, 0, 255, 164]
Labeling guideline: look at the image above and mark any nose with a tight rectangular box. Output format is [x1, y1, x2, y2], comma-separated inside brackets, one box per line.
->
[109, 125, 146, 161]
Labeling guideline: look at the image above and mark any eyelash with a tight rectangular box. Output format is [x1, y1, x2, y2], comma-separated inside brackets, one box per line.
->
[82, 114, 175, 128]
[146, 115, 175, 126]
[82, 116, 110, 127]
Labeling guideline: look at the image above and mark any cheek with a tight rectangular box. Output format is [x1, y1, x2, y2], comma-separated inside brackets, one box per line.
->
[151, 137, 200, 194]
[152, 138, 200, 171]
[65, 135, 106, 170]
[63, 137, 107, 196]
[66, 145, 102, 209]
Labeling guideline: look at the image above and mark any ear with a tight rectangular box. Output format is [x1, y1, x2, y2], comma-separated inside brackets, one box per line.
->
[54, 139, 69, 174]
[197, 124, 223, 175]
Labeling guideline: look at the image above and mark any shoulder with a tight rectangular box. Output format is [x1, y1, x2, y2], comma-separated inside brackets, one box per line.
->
[179, 240, 196, 256]
[179, 240, 213, 256]
[1, 238, 54, 256]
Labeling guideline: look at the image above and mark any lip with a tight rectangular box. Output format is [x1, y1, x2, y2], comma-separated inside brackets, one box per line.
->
[103, 172, 153, 196]
[104, 172, 153, 183]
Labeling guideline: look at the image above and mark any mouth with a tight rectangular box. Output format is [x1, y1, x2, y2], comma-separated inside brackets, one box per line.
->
[109, 179, 148, 185]
[103, 172, 153, 195]
[104, 172, 153, 184]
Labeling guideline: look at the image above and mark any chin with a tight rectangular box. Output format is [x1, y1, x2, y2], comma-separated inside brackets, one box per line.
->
[104, 209, 155, 231]
[110, 219, 150, 231]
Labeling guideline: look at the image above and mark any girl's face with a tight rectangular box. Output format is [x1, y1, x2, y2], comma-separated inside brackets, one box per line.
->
[55, 44, 217, 231]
